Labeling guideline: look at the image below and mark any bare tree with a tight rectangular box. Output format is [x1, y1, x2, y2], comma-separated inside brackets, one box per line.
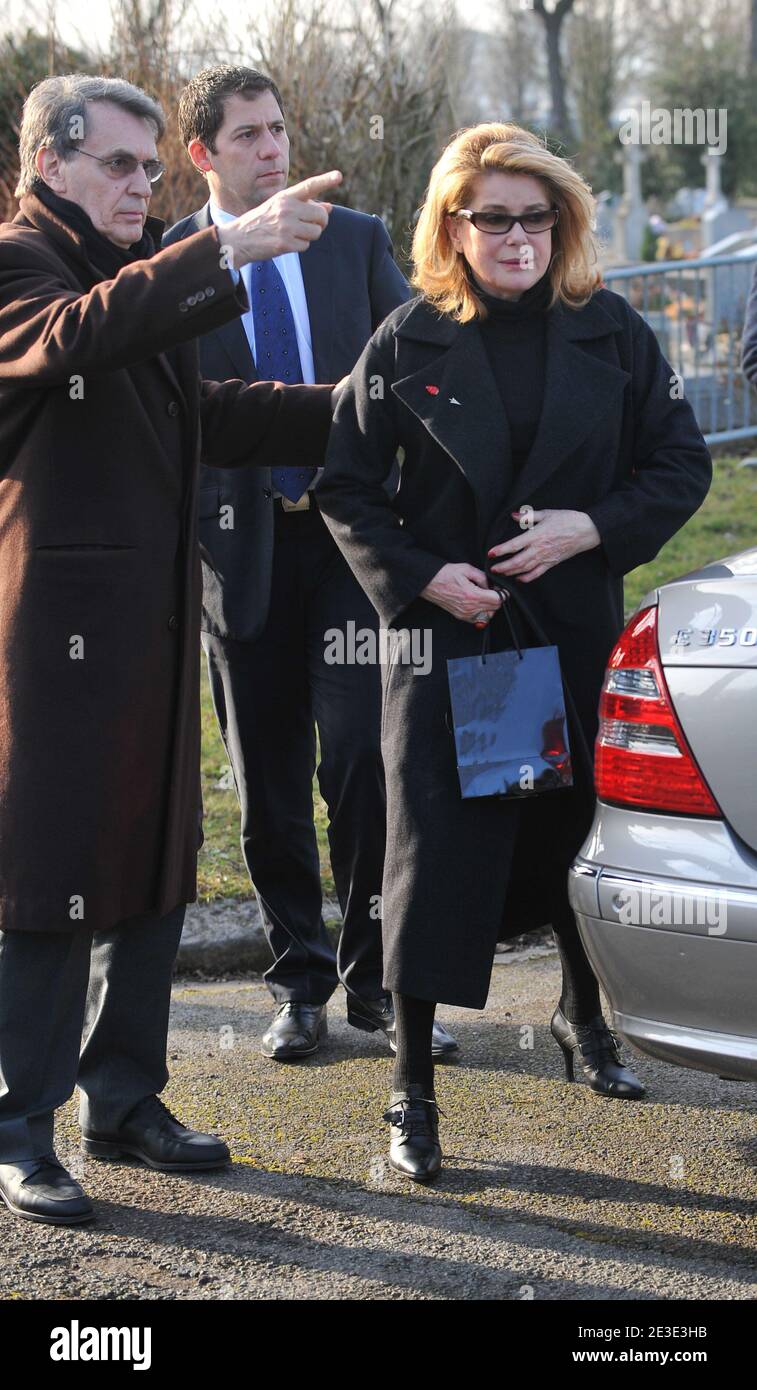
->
[532, 0, 576, 147]
[245, 0, 460, 260]
[568, 0, 618, 192]
[490, 0, 544, 128]
[105, 0, 230, 225]
[636, 0, 757, 200]
[0, 3, 91, 218]
[0, 0, 462, 242]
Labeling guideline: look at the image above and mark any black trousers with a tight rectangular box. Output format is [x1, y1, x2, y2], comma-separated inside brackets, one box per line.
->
[0, 905, 185, 1163]
[203, 502, 387, 1006]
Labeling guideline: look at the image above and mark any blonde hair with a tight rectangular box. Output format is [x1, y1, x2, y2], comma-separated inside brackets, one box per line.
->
[411, 123, 602, 321]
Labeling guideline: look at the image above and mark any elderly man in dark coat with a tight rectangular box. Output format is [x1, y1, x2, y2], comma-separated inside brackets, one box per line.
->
[0, 73, 338, 1226]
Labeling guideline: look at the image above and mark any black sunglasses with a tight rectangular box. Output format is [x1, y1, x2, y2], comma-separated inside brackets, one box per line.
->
[452, 207, 559, 235]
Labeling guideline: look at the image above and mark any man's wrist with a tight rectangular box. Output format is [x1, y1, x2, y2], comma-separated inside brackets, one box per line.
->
[212, 223, 241, 278]
[217, 224, 247, 273]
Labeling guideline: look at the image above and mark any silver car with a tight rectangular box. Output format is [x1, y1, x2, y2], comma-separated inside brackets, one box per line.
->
[569, 546, 757, 1082]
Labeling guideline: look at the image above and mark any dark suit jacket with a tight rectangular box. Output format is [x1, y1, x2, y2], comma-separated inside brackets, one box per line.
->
[0, 192, 332, 934]
[163, 202, 410, 640]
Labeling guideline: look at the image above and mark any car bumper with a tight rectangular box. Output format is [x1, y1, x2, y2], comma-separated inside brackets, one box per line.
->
[568, 804, 757, 1082]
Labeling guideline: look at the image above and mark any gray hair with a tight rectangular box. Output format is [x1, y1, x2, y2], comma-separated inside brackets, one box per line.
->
[16, 73, 166, 197]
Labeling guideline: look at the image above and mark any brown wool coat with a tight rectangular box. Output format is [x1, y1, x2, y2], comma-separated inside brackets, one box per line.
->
[0, 193, 332, 933]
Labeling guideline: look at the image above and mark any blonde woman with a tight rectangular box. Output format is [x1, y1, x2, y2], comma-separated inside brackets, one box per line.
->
[316, 124, 711, 1182]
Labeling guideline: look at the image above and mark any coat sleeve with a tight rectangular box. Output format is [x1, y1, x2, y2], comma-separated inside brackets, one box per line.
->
[741, 263, 757, 386]
[583, 311, 712, 576]
[0, 224, 250, 385]
[316, 328, 445, 627]
[199, 377, 333, 469]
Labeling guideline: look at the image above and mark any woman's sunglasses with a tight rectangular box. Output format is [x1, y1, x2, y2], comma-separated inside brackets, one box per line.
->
[452, 207, 559, 235]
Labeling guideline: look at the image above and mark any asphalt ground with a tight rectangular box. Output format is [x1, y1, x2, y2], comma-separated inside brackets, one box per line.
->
[0, 948, 755, 1302]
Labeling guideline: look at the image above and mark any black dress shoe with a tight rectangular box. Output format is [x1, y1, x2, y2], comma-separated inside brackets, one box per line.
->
[383, 1084, 443, 1183]
[550, 1006, 646, 1099]
[81, 1095, 231, 1171]
[0, 1155, 94, 1225]
[348, 995, 460, 1060]
[260, 1002, 328, 1060]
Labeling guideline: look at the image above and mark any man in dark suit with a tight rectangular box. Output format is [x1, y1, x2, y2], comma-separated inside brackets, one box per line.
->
[166, 65, 458, 1061]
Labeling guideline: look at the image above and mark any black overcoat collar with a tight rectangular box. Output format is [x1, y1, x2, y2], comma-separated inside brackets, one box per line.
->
[391, 293, 630, 542]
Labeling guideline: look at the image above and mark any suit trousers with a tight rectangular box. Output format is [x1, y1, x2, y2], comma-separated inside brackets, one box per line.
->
[203, 501, 386, 1005]
[0, 904, 185, 1163]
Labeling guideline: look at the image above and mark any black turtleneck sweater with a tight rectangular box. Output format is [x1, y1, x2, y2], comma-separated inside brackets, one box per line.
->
[471, 269, 552, 477]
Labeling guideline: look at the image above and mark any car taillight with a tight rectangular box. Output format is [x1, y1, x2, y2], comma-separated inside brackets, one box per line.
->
[595, 605, 720, 816]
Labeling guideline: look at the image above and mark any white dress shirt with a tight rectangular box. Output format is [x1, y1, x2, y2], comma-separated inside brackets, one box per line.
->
[209, 200, 316, 382]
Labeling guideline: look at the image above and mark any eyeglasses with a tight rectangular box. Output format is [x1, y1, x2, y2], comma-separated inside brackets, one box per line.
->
[452, 207, 559, 235]
[69, 148, 165, 183]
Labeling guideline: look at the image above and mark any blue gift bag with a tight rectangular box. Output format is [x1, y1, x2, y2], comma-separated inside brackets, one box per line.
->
[446, 596, 573, 801]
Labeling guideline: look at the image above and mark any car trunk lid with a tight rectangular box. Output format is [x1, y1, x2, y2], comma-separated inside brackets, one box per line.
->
[657, 573, 757, 852]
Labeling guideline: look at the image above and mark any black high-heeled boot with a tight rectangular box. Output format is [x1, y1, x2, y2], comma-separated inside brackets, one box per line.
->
[550, 1006, 646, 1099]
[383, 1084, 443, 1183]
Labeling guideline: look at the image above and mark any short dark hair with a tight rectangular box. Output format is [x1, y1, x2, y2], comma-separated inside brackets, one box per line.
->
[178, 65, 285, 152]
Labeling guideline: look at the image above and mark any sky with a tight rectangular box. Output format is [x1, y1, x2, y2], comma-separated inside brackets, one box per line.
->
[3, 0, 501, 52]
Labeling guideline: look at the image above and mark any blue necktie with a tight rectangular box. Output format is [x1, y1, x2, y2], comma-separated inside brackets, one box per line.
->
[249, 259, 316, 502]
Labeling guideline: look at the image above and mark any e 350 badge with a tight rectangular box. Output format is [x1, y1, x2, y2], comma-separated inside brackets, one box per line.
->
[672, 627, 757, 647]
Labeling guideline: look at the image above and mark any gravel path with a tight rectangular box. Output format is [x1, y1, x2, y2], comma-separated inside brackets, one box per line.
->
[1, 951, 755, 1301]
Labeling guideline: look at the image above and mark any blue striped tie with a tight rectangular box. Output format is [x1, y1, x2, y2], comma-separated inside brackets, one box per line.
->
[249, 258, 316, 503]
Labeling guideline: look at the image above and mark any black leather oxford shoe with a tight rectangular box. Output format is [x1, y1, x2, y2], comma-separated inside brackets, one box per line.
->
[550, 1006, 646, 1099]
[0, 1155, 94, 1225]
[348, 995, 460, 1060]
[81, 1095, 231, 1171]
[383, 1084, 443, 1183]
[260, 1002, 328, 1060]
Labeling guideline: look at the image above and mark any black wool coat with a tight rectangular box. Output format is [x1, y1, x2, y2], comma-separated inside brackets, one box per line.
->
[316, 287, 712, 1008]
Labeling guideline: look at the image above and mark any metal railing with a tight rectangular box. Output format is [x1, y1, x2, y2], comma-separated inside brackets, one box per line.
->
[603, 251, 757, 446]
